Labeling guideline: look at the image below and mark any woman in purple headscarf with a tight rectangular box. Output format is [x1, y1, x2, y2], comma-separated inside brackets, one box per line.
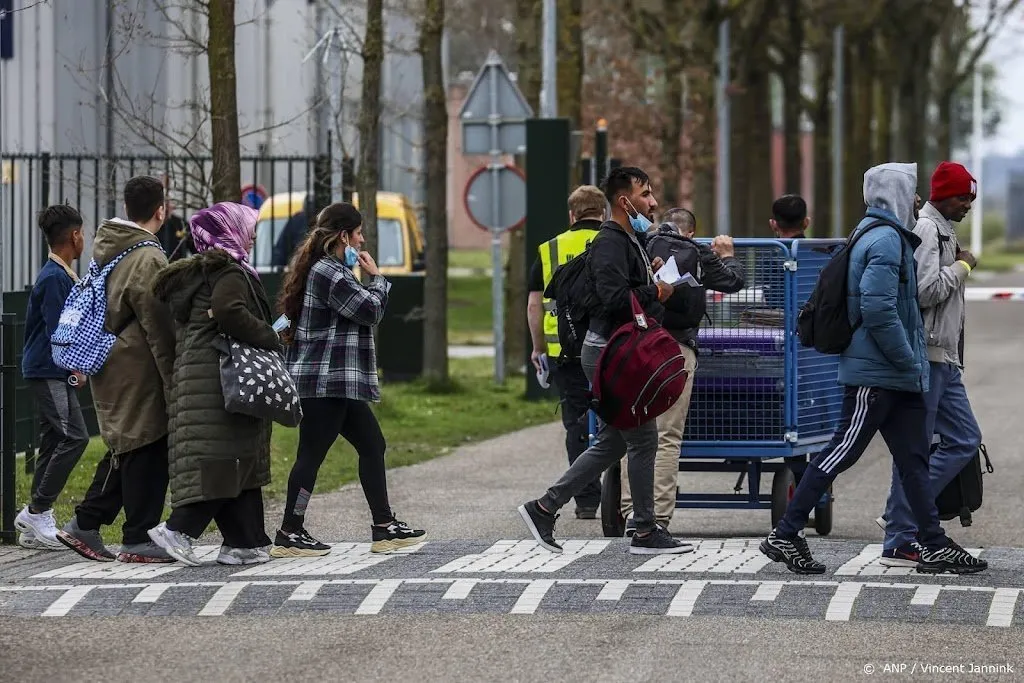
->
[149, 202, 280, 567]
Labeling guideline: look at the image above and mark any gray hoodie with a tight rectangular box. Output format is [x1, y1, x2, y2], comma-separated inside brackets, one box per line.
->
[913, 201, 970, 366]
[863, 162, 918, 230]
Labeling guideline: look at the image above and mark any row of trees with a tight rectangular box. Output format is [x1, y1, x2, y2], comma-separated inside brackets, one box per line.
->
[90, 0, 1016, 384]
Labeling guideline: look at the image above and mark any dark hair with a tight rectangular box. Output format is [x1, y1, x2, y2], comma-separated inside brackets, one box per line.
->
[37, 204, 84, 246]
[600, 166, 650, 205]
[661, 207, 696, 233]
[123, 175, 165, 223]
[278, 202, 363, 343]
[771, 194, 807, 230]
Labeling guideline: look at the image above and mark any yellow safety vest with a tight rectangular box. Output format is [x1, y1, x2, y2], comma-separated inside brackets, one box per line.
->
[539, 227, 599, 357]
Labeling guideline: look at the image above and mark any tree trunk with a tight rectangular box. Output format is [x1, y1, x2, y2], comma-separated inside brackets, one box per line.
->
[659, 66, 685, 207]
[874, 80, 893, 165]
[847, 36, 874, 229]
[729, 83, 751, 236]
[934, 87, 954, 162]
[842, 41, 860, 231]
[747, 66, 773, 237]
[506, 0, 542, 376]
[689, 65, 716, 234]
[207, 0, 241, 202]
[357, 0, 384, 271]
[556, 0, 583, 130]
[811, 41, 832, 233]
[781, 0, 803, 194]
[420, 0, 448, 385]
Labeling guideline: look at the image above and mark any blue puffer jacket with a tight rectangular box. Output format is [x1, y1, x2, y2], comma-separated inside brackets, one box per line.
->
[838, 163, 929, 394]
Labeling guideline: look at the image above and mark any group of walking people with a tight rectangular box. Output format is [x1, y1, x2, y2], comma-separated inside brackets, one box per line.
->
[16, 175, 425, 565]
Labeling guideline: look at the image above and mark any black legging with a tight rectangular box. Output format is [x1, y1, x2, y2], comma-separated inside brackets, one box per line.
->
[282, 397, 392, 530]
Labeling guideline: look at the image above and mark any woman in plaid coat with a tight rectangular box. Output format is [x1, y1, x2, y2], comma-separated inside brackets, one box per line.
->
[272, 202, 426, 556]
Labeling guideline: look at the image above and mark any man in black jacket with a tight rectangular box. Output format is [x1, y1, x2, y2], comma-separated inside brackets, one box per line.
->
[518, 166, 692, 556]
[619, 209, 746, 533]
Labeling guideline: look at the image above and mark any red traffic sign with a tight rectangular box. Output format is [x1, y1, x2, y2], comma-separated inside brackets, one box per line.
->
[463, 164, 526, 233]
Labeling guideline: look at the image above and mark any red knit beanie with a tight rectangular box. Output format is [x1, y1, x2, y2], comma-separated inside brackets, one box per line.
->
[930, 162, 977, 202]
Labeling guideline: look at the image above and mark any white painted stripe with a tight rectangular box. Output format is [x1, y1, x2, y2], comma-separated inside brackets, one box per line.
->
[986, 588, 1021, 628]
[750, 581, 784, 602]
[911, 585, 942, 606]
[354, 579, 402, 615]
[197, 582, 249, 617]
[510, 580, 556, 614]
[825, 582, 864, 622]
[42, 585, 94, 617]
[596, 580, 631, 601]
[133, 583, 173, 604]
[288, 581, 326, 601]
[964, 287, 1024, 301]
[442, 579, 479, 600]
[820, 386, 870, 473]
[666, 580, 707, 617]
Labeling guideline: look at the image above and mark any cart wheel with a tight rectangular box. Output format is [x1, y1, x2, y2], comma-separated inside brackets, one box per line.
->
[770, 467, 795, 529]
[601, 461, 625, 538]
[814, 485, 833, 536]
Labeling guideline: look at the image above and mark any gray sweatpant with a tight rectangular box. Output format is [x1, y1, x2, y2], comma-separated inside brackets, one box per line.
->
[538, 343, 659, 533]
[29, 379, 89, 511]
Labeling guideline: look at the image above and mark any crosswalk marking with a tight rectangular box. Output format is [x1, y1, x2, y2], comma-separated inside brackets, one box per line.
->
[288, 581, 326, 601]
[431, 540, 609, 573]
[910, 584, 942, 607]
[355, 580, 403, 615]
[232, 543, 422, 577]
[596, 580, 631, 601]
[666, 580, 707, 617]
[42, 585, 94, 617]
[986, 588, 1021, 628]
[510, 580, 556, 614]
[133, 583, 173, 603]
[750, 581, 784, 602]
[442, 579, 479, 600]
[634, 540, 771, 574]
[825, 582, 864, 622]
[198, 582, 249, 617]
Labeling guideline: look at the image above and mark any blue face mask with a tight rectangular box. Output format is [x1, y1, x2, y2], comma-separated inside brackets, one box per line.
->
[625, 200, 653, 233]
[344, 245, 360, 268]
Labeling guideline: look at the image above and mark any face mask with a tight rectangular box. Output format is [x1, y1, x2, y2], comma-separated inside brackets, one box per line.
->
[343, 245, 359, 268]
[624, 199, 653, 233]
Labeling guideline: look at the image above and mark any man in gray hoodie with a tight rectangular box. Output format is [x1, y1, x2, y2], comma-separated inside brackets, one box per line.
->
[878, 161, 983, 566]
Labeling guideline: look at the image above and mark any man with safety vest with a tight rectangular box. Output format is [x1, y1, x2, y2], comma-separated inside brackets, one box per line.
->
[527, 185, 605, 519]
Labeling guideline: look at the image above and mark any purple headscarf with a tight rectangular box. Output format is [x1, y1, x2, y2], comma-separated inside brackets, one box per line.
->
[189, 202, 260, 276]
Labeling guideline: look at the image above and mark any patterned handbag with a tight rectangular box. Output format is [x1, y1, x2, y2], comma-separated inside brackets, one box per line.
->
[212, 274, 303, 427]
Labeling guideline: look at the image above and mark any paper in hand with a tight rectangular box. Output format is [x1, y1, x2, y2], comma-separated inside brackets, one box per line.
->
[654, 258, 700, 288]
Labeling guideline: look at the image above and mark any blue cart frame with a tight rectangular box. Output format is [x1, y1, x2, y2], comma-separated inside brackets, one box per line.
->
[596, 238, 846, 536]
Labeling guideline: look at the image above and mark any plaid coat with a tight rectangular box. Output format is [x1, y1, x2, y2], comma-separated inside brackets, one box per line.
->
[286, 255, 391, 402]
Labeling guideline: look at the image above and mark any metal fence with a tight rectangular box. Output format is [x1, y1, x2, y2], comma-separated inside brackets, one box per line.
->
[0, 151, 338, 293]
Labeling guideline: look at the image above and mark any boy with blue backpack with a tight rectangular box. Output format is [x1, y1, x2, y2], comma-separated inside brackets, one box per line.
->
[55, 176, 177, 563]
[16, 205, 91, 549]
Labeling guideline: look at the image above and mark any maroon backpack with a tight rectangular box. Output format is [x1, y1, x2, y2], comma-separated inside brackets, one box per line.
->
[591, 292, 689, 430]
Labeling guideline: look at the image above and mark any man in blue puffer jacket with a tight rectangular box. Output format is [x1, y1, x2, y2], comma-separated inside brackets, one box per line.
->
[760, 162, 987, 576]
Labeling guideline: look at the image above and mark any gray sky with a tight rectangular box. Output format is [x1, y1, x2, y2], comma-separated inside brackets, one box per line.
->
[978, 8, 1023, 157]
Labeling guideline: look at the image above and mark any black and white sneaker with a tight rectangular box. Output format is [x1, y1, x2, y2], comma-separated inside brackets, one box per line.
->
[270, 528, 331, 558]
[629, 526, 694, 555]
[917, 541, 988, 575]
[518, 500, 562, 553]
[759, 529, 826, 574]
[371, 518, 427, 554]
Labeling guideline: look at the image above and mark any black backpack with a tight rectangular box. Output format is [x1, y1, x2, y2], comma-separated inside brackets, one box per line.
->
[935, 442, 992, 527]
[797, 219, 898, 354]
[543, 251, 597, 361]
[646, 233, 705, 330]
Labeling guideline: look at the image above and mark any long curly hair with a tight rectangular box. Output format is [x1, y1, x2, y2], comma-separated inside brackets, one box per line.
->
[277, 202, 362, 343]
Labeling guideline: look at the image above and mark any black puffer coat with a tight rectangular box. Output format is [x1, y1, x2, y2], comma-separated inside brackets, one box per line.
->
[153, 249, 281, 507]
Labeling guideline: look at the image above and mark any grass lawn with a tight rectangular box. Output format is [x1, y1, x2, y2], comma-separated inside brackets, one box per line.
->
[15, 357, 556, 544]
[975, 247, 1024, 273]
[449, 249, 498, 272]
[448, 275, 494, 345]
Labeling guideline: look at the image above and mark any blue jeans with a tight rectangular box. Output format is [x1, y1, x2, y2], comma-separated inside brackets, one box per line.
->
[882, 362, 981, 550]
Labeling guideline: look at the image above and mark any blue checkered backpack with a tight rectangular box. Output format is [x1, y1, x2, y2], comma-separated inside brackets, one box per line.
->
[51, 240, 161, 375]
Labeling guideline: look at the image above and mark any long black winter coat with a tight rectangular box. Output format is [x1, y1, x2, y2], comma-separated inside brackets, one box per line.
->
[153, 249, 281, 507]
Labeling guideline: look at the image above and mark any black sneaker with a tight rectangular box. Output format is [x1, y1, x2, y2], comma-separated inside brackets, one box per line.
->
[270, 528, 331, 558]
[575, 506, 598, 520]
[917, 540, 988, 575]
[759, 529, 826, 574]
[371, 518, 426, 554]
[518, 500, 562, 553]
[623, 516, 637, 538]
[629, 526, 694, 555]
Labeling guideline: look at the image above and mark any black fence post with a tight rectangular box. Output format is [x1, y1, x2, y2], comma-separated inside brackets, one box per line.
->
[1, 313, 17, 544]
[40, 152, 51, 208]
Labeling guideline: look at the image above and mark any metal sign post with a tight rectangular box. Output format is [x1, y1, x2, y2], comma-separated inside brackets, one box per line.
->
[459, 51, 533, 383]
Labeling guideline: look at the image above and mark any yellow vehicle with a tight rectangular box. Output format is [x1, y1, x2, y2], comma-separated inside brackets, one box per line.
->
[253, 191, 425, 275]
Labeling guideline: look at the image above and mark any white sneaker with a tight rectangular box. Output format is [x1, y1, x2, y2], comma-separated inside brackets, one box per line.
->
[217, 546, 271, 566]
[146, 522, 202, 566]
[18, 530, 46, 550]
[14, 506, 64, 550]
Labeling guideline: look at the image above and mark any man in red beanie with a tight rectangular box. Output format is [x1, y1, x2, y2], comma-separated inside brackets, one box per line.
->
[876, 161, 982, 567]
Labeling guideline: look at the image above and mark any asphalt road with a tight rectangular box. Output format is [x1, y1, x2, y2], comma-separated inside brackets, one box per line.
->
[2, 295, 1022, 682]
